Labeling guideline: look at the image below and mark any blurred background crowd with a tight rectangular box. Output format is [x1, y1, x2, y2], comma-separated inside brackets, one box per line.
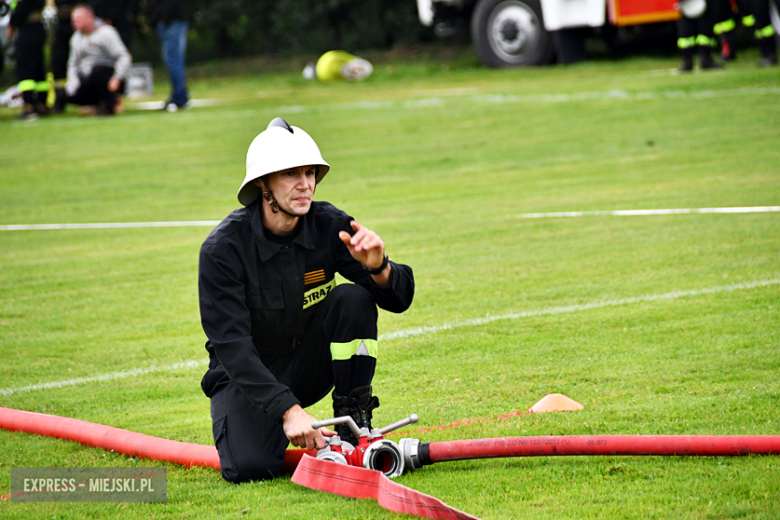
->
[0, 0, 777, 120]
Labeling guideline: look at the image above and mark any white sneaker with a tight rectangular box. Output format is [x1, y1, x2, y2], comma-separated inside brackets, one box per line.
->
[302, 62, 316, 80]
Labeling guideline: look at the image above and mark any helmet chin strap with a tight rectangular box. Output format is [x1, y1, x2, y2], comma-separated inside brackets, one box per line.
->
[262, 188, 281, 214]
[262, 187, 301, 218]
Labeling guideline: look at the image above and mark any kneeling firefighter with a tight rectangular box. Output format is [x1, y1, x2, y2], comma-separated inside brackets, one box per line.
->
[199, 118, 415, 483]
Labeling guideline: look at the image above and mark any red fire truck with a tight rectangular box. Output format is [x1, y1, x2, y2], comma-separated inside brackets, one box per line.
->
[416, 0, 683, 67]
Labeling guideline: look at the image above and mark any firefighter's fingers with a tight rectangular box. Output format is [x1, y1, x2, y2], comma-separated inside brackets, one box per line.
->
[282, 405, 323, 449]
[311, 430, 328, 450]
[348, 221, 373, 250]
[350, 227, 383, 254]
[360, 233, 384, 253]
[355, 235, 384, 261]
[338, 230, 353, 248]
[349, 220, 364, 233]
[349, 228, 370, 250]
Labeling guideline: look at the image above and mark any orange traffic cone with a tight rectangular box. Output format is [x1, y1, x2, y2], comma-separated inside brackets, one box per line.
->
[527, 393, 584, 413]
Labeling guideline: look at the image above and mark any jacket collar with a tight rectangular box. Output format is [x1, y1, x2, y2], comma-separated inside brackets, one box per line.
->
[250, 200, 315, 262]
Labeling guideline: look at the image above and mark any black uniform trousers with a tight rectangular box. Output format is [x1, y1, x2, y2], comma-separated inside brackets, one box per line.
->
[203, 283, 378, 483]
[15, 21, 46, 102]
[677, 2, 721, 53]
[751, 0, 780, 57]
[51, 18, 74, 81]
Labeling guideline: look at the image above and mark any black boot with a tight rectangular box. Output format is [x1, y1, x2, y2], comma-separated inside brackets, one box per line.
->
[699, 47, 722, 69]
[52, 87, 67, 113]
[757, 38, 778, 67]
[679, 48, 694, 72]
[332, 385, 380, 446]
[17, 91, 39, 120]
[34, 91, 50, 116]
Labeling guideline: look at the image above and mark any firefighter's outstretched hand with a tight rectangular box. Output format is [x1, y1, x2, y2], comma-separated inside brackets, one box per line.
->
[339, 220, 386, 272]
[282, 405, 335, 450]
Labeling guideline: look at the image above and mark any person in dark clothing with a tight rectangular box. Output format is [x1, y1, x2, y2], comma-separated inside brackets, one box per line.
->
[677, 0, 724, 71]
[89, 0, 138, 49]
[750, 0, 780, 65]
[50, 0, 80, 103]
[714, 0, 753, 60]
[9, 0, 48, 119]
[199, 118, 415, 483]
[147, 0, 189, 110]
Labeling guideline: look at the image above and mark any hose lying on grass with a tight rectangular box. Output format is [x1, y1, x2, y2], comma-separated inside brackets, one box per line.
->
[3, 406, 780, 471]
[0, 406, 314, 473]
[4, 405, 780, 520]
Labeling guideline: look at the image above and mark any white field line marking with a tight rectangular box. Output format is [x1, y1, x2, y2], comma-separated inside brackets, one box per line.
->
[0, 221, 221, 231]
[272, 86, 780, 114]
[379, 278, 780, 341]
[2, 206, 778, 232]
[512, 206, 780, 219]
[0, 360, 206, 397]
[131, 99, 226, 110]
[1, 279, 776, 397]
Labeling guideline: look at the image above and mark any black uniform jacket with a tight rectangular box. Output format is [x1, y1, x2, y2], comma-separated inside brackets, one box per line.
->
[199, 200, 415, 422]
[10, 0, 45, 27]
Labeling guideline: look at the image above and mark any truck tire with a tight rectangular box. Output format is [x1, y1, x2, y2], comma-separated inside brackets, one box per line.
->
[471, 0, 553, 67]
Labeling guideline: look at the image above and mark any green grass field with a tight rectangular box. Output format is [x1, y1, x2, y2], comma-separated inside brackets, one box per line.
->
[1, 46, 779, 519]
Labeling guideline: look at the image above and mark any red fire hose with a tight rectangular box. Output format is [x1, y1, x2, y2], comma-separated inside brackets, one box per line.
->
[0, 407, 314, 473]
[424, 434, 780, 463]
[3, 405, 780, 520]
[4, 406, 780, 471]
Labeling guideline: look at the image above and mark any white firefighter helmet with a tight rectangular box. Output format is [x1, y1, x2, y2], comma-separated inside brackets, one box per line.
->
[679, 0, 707, 18]
[237, 118, 330, 206]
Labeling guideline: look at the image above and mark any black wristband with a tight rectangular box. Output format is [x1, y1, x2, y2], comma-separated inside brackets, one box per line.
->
[363, 253, 389, 275]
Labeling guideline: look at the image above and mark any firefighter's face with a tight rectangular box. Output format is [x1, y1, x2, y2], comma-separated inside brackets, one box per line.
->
[71, 8, 94, 33]
[256, 165, 317, 216]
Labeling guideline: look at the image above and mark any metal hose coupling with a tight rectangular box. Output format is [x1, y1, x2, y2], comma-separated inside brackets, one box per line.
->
[399, 437, 432, 472]
[316, 449, 349, 466]
[312, 413, 419, 478]
[362, 439, 405, 478]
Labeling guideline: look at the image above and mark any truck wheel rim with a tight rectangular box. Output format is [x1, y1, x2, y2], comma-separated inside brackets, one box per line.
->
[488, 1, 540, 61]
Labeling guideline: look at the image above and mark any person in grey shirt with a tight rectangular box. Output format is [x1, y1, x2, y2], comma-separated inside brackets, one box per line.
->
[56, 3, 131, 115]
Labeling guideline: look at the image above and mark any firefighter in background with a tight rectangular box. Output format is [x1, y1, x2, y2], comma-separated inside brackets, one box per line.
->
[751, 0, 779, 65]
[9, 0, 48, 119]
[49, 0, 79, 110]
[714, 0, 754, 60]
[677, 0, 725, 71]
